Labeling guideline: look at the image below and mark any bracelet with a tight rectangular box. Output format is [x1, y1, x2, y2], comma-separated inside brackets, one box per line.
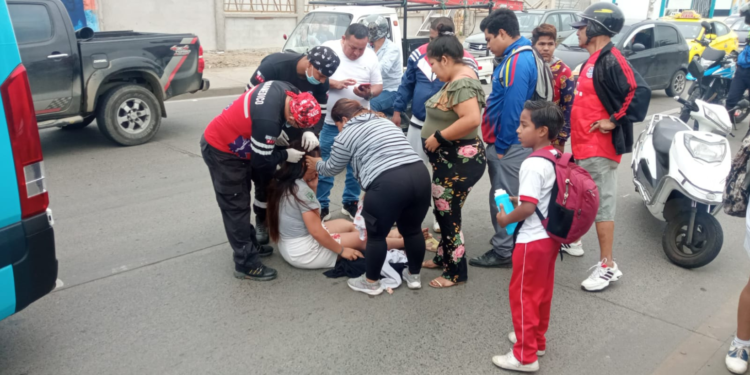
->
[434, 130, 452, 147]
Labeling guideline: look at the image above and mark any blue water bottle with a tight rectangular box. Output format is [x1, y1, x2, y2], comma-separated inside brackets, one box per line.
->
[494, 189, 517, 235]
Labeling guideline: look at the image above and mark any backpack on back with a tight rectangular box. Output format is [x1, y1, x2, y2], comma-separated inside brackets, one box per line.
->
[530, 149, 599, 244]
[505, 46, 554, 102]
[723, 134, 750, 217]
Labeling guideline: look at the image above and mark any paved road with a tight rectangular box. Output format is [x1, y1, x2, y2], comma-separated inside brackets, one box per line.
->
[0, 89, 747, 375]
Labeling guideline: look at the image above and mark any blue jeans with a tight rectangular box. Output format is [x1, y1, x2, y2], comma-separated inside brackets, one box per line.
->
[370, 90, 397, 117]
[318, 123, 361, 208]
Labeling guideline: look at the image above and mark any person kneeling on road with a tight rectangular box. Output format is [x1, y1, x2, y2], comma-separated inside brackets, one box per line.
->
[201, 80, 321, 281]
[246, 46, 340, 245]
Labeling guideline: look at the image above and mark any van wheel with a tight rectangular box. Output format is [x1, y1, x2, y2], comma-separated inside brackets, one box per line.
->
[60, 115, 95, 130]
[665, 70, 687, 97]
[662, 211, 722, 269]
[96, 85, 162, 146]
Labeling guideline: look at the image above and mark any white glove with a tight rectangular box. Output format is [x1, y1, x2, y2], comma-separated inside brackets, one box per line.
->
[301, 131, 320, 151]
[286, 148, 305, 163]
[276, 130, 290, 147]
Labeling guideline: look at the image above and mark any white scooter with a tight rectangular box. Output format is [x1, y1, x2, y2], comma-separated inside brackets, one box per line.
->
[632, 93, 748, 268]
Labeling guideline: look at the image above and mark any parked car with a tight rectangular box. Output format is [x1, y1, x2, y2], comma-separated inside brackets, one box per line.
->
[730, 18, 749, 50]
[661, 11, 738, 62]
[8, 0, 210, 146]
[556, 20, 690, 97]
[462, 9, 580, 59]
[0, 0, 57, 322]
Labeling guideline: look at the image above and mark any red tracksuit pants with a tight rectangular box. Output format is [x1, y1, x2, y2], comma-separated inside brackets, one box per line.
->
[509, 237, 560, 365]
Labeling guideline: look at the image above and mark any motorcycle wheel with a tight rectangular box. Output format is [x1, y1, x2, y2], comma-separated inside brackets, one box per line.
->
[662, 211, 723, 269]
[734, 93, 750, 123]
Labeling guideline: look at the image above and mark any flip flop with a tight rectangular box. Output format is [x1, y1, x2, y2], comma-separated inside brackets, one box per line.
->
[428, 277, 465, 289]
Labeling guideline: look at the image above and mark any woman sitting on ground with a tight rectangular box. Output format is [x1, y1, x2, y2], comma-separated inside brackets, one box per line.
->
[266, 142, 405, 269]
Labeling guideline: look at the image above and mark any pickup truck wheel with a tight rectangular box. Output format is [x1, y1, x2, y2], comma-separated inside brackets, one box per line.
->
[60, 115, 95, 131]
[97, 85, 162, 146]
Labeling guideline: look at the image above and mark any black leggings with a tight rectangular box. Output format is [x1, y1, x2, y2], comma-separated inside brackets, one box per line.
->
[362, 162, 431, 280]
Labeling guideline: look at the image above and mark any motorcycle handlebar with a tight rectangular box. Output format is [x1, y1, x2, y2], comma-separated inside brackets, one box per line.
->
[674, 96, 699, 112]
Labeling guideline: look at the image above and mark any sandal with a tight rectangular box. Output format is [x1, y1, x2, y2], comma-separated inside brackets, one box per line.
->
[422, 260, 441, 269]
[428, 277, 465, 288]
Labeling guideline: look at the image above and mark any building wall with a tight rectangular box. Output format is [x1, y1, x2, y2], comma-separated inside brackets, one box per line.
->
[225, 15, 297, 50]
[99, 0, 217, 50]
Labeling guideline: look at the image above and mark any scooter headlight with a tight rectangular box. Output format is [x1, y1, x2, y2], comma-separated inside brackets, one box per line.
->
[683, 134, 727, 163]
[703, 105, 731, 133]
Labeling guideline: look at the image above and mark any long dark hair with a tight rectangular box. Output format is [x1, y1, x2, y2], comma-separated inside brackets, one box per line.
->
[266, 140, 321, 243]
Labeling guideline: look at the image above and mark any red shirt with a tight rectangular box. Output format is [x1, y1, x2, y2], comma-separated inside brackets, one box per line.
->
[570, 50, 621, 163]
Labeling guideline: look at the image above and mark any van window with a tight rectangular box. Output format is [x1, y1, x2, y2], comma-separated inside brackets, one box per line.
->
[8, 4, 53, 45]
[283, 12, 353, 54]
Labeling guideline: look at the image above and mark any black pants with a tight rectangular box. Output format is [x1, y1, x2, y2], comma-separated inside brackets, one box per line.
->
[362, 162, 431, 281]
[727, 65, 750, 121]
[201, 137, 269, 271]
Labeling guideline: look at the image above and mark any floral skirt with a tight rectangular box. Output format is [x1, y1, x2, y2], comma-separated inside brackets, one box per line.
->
[424, 137, 487, 282]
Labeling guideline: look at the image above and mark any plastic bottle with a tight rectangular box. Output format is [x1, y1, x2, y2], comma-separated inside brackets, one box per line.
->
[494, 189, 517, 235]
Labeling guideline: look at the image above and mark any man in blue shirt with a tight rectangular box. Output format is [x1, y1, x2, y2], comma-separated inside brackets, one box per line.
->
[469, 9, 538, 268]
[365, 15, 403, 117]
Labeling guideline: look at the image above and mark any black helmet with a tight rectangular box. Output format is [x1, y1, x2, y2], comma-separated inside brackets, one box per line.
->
[571, 2, 625, 39]
[363, 15, 389, 41]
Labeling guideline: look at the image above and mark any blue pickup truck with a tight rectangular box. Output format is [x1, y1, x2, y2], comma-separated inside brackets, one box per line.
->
[0, 0, 58, 321]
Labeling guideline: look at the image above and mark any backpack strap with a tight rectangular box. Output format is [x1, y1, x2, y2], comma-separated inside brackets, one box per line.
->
[528, 148, 563, 222]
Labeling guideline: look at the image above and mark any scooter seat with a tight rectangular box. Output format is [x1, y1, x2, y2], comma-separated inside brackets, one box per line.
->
[653, 118, 686, 156]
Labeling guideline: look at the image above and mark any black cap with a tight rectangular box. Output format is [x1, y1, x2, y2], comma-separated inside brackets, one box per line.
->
[306, 46, 340, 77]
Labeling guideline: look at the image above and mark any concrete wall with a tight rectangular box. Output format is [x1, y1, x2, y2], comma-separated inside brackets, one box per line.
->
[98, 0, 217, 50]
[225, 15, 297, 50]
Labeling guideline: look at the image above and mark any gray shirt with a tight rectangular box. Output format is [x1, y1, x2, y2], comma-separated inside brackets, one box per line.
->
[279, 179, 320, 239]
[374, 39, 403, 92]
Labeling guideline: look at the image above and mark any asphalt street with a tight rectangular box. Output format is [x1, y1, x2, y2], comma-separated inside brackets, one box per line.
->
[0, 89, 748, 375]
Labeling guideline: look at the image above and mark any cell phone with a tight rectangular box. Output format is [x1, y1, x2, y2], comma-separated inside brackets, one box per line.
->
[358, 84, 371, 90]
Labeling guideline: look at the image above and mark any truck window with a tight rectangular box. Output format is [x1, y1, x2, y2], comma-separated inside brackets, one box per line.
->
[283, 12, 353, 54]
[8, 4, 53, 45]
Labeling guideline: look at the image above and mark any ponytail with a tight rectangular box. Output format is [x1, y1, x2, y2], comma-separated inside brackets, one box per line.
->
[427, 22, 464, 64]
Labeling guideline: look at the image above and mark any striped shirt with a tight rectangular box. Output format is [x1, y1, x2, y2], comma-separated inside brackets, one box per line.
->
[315, 114, 422, 190]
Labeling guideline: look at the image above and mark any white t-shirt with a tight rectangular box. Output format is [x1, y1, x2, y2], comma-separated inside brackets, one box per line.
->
[323, 39, 383, 124]
[516, 147, 558, 244]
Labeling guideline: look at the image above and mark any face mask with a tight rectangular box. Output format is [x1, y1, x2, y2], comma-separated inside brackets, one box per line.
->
[284, 121, 293, 128]
[306, 67, 321, 85]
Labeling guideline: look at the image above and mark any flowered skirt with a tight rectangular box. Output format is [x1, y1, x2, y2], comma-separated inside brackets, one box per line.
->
[424, 137, 487, 282]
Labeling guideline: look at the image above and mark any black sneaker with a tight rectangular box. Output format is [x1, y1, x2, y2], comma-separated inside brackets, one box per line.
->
[258, 244, 274, 258]
[234, 264, 277, 281]
[320, 207, 331, 221]
[255, 221, 270, 245]
[469, 250, 512, 268]
[341, 201, 358, 220]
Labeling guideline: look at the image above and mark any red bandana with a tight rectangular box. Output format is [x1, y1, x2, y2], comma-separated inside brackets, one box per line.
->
[287, 91, 321, 129]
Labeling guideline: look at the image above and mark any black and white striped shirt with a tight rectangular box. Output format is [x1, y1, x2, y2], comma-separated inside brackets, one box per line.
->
[315, 114, 422, 190]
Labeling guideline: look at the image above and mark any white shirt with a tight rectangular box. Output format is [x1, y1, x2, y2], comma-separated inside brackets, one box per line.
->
[323, 39, 383, 124]
[516, 147, 558, 244]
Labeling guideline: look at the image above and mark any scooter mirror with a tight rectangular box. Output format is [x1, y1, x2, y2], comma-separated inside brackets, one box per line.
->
[738, 99, 750, 109]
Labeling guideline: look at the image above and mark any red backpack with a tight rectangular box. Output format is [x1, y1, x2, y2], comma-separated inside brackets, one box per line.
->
[530, 149, 599, 245]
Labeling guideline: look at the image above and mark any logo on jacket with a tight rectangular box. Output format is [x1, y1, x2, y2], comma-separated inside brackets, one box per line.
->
[228, 136, 252, 158]
[586, 66, 594, 79]
[170, 45, 191, 56]
[255, 71, 265, 84]
[265, 135, 276, 145]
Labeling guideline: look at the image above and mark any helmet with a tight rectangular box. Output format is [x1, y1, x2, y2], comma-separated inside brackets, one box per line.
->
[741, 3, 750, 25]
[363, 15, 389, 41]
[571, 2, 625, 39]
[286, 91, 321, 129]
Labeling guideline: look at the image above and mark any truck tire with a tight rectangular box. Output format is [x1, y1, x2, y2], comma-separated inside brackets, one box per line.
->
[96, 85, 162, 146]
[60, 115, 95, 131]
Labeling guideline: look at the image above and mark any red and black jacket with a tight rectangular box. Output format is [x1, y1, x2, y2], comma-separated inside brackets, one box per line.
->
[591, 43, 651, 155]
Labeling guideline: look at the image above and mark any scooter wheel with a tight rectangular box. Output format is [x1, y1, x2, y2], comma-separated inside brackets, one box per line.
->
[662, 212, 723, 269]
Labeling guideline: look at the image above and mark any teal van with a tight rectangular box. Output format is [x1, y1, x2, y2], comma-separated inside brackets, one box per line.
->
[0, 0, 57, 321]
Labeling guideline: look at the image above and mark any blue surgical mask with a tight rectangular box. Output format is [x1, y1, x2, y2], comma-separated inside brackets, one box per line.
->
[306, 67, 321, 85]
[284, 121, 293, 128]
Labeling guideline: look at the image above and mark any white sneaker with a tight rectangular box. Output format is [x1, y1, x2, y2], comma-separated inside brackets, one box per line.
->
[433, 221, 441, 233]
[560, 241, 584, 257]
[581, 260, 622, 292]
[507, 332, 545, 356]
[492, 351, 539, 373]
[401, 268, 421, 289]
[726, 344, 750, 374]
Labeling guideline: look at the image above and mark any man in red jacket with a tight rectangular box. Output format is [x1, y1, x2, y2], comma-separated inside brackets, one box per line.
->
[569, 3, 650, 292]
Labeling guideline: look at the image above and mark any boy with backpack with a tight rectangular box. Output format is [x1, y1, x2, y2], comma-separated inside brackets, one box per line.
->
[470, 8, 554, 269]
[493, 100, 597, 373]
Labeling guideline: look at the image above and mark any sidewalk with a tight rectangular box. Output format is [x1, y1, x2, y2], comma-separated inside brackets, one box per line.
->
[184, 66, 258, 99]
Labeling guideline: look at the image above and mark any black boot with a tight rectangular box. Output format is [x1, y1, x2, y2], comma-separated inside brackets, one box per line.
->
[255, 220, 270, 245]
